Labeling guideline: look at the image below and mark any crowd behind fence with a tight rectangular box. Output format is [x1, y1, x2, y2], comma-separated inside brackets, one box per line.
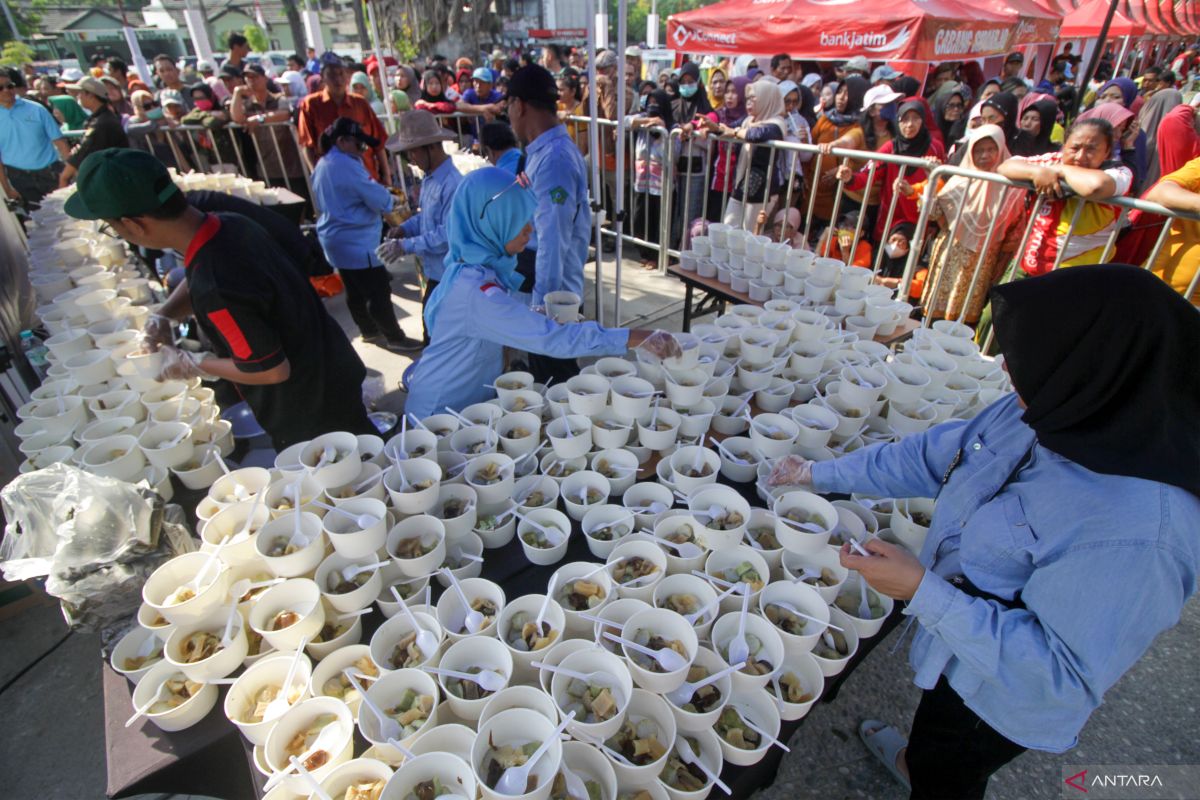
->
[75, 110, 1200, 324]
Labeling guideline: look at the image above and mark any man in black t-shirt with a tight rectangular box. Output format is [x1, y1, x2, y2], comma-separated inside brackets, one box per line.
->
[64, 148, 373, 449]
[58, 76, 129, 188]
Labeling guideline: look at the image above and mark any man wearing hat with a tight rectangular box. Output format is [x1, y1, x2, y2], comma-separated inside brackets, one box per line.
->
[0, 67, 71, 205]
[842, 56, 871, 78]
[376, 110, 462, 343]
[297, 52, 391, 185]
[459, 67, 505, 143]
[871, 64, 900, 86]
[57, 75, 129, 188]
[64, 148, 374, 447]
[312, 118, 419, 352]
[505, 64, 591, 383]
[1002, 51, 1025, 81]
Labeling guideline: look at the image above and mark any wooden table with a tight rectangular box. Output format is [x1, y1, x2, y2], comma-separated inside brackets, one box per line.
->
[667, 264, 920, 346]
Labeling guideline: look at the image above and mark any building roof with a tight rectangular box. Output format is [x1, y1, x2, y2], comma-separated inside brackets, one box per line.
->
[145, 0, 337, 29]
[35, 6, 130, 33]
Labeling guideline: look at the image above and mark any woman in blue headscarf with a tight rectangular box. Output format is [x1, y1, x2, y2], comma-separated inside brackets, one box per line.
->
[404, 168, 680, 418]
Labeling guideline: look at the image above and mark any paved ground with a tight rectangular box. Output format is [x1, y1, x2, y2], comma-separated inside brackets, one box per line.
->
[2, 255, 1196, 799]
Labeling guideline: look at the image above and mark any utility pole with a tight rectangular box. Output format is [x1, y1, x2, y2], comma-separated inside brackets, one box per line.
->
[1076, 0, 1120, 116]
[1, 0, 22, 41]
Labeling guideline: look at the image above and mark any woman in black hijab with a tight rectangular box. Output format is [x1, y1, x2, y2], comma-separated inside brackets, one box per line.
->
[631, 88, 676, 261]
[1012, 96, 1059, 157]
[892, 75, 921, 100]
[673, 62, 713, 244]
[980, 90, 1019, 150]
[767, 264, 1200, 800]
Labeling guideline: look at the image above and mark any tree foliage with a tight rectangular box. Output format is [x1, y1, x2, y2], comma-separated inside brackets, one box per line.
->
[0, 40, 35, 67]
[376, 0, 500, 60]
[610, 0, 709, 45]
[243, 23, 270, 53]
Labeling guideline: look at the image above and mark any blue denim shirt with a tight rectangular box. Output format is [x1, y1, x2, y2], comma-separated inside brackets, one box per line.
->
[522, 125, 591, 306]
[400, 157, 463, 281]
[404, 265, 629, 418]
[812, 394, 1200, 753]
[311, 148, 393, 269]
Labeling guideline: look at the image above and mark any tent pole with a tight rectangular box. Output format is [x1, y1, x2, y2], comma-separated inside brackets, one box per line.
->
[1115, 34, 1131, 72]
[1076, 0, 1121, 116]
[613, 0, 627, 327]
[586, 0, 604, 325]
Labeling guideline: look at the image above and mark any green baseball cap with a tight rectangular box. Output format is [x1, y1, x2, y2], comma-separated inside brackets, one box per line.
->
[64, 148, 182, 220]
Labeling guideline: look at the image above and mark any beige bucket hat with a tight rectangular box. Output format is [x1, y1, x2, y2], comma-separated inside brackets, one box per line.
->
[385, 110, 457, 152]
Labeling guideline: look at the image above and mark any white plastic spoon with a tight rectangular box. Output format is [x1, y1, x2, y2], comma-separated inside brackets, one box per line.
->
[344, 670, 401, 740]
[665, 660, 746, 705]
[422, 665, 507, 693]
[289, 755, 334, 800]
[125, 682, 167, 728]
[495, 712, 576, 795]
[602, 632, 689, 672]
[388, 586, 440, 658]
[440, 568, 485, 633]
[673, 738, 730, 795]
[261, 637, 310, 722]
[727, 588, 751, 666]
[311, 501, 380, 530]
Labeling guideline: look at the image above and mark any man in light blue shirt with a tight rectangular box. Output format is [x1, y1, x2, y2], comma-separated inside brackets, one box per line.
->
[312, 117, 419, 352]
[379, 110, 463, 345]
[480, 120, 521, 174]
[506, 65, 592, 384]
[0, 68, 70, 206]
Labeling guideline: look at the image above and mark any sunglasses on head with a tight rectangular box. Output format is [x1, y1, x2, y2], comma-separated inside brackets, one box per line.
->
[480, 172, 531, 219]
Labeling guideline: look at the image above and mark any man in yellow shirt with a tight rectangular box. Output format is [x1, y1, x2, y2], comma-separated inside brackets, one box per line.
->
[1143, 156, 1200, 304]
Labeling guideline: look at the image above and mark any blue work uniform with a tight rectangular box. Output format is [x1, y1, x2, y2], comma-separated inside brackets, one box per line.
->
[522, 124, 591, 306]
[399, 157, 462, 282]
[404, 265, 629, 418]
[812, 394, 1199, 752]
[493, 147, 521, 174]
[311, 147, 394, 268]
[0, 96, 65, 170]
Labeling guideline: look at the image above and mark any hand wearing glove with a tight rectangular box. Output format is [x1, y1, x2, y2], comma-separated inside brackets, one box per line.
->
[141, 314, 175, 353]
[375, 239, 405, 264]
[766, 454, 814, 488]
[637, 330, 684, 361]
[156, 345, 208, 382]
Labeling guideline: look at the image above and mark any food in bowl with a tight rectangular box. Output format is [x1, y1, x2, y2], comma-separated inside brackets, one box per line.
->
[609, 556, 658, 586]
[313, 619, 351, 643]
[283, 713, 338, 770]
[677, 462, 712, 479]
[587, 520, 630, 542]
[402, 478, 436, 493]
[384, 688, 434, 737]
[626, 629, 687, 674]
[521, 523, 566, 550]
[180, 630, 223, 663]
[605, 717, 667, 765]
[123, 643, 163, 672]
[389, 631, 429, 668]
[473, 461, 507, 485]
[305, 448, 349, 468]
[403, 777, 458, 800]
[557, 578, 605, 611]
[344, 779, 386, 800]
[746, 525, 781, 550]
[266, 536, 304, 557]
[445, 666, 500, 701]
[763, 603, 808, 636]
[504, 611, 557, 652]
[496, 379, 525, 391]
[271, 609, 302, 631]
[503, 427, 532, 440]
[718, 636, 772, 676]
[321, 656, 379, 702]
[664, 524, 698, 546]
[457, 598, 498, 633]
[659, 737, 707, 791]
[483, 737, 541, 791]
[718, 562, 764, 593]
[551, 771, 602, 800]
[675, 665, 722, 713]
[150, 673, 204, 713]
[812, 629, 851, 660]
[163, 585, 197, 606]
[561, 678, 619, 723]
[705, 508, 744, 531]
[767, 671, 814, 705]
[440, 497, 471, 520]
[835, 586, 886, 619]
[519, 489, 550, 509]
[328, 571, 372, 595]
[714, 707, 761, 750]
[796, 567, 839, 588]
[545, 461, 578, 478]
[393, 534, 437, 560]
[242, 682, 304, 723]
[662, 593, 700, 617]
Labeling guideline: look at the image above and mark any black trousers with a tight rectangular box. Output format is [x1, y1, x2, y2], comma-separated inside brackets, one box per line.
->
[906, 677, 1027, 800]
[5, 162, 62, 208]
[339, 266, 403, 340]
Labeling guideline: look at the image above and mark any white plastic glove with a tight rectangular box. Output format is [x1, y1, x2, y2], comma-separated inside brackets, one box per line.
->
[767, 454, 815, 488]
[375, 239, 405, 264]
[637, 330, 683, 361]
[156, 345, 207, 381]
[140, 313, 175, 353]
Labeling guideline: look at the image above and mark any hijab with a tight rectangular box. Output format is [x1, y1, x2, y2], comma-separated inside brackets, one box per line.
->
[982, 90, 1020, 148]
[932, 82, 971, 144]
[1152, 103, 1200, 176]
[821, 81, 838, 111]
[424, 167, 536, 328]
[990, 264, 1200, 496]
[825, 75, 867, 127]
[745, 80, 786, 132]
[1097, 77, 1138, 108]
[892, 75, 921, 100]
[706, 67, 726, 109]
[1140, 89, 1185, 185]
[801, 73, 822, 91]
[420, 69, 448, 103]
[717, 76, 748, 127]
[731, 55, 755, 78]
[674, 61, 713, 120]
[1078, 103, 1133, 133]
[772, 207, 805, 247]
[893, 99, 933, 157]
[1012, 96, 1059, 156]
[349, 71, 378, 103]
[936, 124, 1023, 252]
[779, 79, 816, 128]
[396, 65, 420, 105]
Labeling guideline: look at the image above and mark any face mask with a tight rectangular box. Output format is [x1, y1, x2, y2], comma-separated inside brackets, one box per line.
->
[878, 103, 897, 122]
[146, 107, 165, 120]
[193, 99, 213, 111]
[885, 242, 907, 258]
[679, 83, 698, 98]
[639, 94, 649, 109]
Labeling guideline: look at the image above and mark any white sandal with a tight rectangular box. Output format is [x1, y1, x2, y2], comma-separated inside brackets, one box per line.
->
[859, 719, 911, 790]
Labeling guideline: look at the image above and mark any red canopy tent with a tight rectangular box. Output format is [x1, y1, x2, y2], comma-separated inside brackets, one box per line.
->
[665, 0, 1054, 62]
[982, 0, 1064, 44]
[1060, 0, 1146, 37]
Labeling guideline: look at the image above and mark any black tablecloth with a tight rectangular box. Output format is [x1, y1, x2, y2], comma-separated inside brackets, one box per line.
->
[105, 462, 902, 800]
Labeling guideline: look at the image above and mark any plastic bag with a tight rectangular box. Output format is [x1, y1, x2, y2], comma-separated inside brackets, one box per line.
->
[0, 464, 196, 646]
